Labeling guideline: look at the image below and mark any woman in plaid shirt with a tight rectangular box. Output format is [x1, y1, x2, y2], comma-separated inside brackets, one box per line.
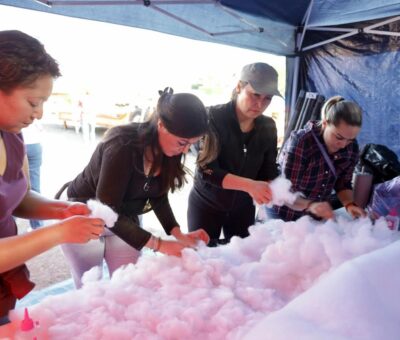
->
[270, 95, 367, 221]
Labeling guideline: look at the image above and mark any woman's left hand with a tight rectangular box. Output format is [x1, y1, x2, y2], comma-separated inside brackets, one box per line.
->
[59, 202, 91, 218]
[346, 203, 367, 218]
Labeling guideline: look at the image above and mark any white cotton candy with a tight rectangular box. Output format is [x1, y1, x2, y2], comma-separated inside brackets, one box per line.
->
[256, 177, 300, 213]
[87, 199, 118, 228]
[12, 216, 400, 339]
[81, 266, 102, 285]
[268, 176, 299, 207]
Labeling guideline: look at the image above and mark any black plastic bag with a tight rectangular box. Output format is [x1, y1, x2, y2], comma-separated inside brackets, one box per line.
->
[357, 144, 400, 184]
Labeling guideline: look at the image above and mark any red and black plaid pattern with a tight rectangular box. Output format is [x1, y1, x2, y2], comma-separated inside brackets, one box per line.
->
[274, 121, 359, 221]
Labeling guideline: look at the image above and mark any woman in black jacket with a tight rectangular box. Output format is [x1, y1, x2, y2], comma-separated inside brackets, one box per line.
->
[61, 88, 210, 288]
[188, 63, 280, 246]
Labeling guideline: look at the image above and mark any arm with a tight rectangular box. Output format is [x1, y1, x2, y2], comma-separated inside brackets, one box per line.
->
[14, 190, 91, 220]
[335, 144, 365, 218]
[14, 156, 90, 219]
[286, 196, 334, 219]
[337, 189, 366, 218]
[256, 119, 279, 181]
[0, 216, 104, 274]
[280, 133, 334, 219]
[151, 195, 210, 250]
[222, 174, 272, 205]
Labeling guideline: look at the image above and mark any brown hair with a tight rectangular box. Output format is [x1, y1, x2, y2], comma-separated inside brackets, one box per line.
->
[0, 30, 61, 93]
[322, 95, 362, 127]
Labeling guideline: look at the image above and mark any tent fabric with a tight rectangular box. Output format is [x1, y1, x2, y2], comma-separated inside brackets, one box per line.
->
[1, 0, 399, 155]
[300, 24, 400, 156]
[1, 0, 399, 56]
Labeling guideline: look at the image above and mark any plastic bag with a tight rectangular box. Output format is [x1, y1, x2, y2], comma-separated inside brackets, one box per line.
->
[366, 176, 400, 220]
[357, 144, 400, 184]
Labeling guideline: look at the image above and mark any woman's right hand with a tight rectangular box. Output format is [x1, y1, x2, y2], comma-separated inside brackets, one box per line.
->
[247, 180, 273, 205]
[158, 239, 187, 257]
[53, 215, 105, 244]
[307, 201, 334, 220]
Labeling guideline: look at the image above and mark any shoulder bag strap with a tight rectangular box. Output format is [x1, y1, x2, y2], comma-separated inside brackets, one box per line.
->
[311, 130, 337, 179]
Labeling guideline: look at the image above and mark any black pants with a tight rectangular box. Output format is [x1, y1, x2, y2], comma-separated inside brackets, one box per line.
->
[187, 189, 255, 243]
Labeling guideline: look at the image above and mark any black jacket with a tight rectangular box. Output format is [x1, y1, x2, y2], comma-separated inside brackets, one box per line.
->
[67, 124, 179, 250]
[193, 100, 279, 212]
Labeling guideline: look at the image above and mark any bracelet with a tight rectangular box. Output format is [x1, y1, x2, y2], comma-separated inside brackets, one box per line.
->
[153, 237, 162, 252]
[345, 201, 357, 211]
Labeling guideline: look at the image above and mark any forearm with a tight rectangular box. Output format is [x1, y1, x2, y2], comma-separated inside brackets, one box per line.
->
[337, 189, 354, 207]
[0, 226, 61, 273]
[170, 226, 183, 238]
[222, 173, 253, 192]
[13, 190, 70, 220]
[286, 196, 312, 211]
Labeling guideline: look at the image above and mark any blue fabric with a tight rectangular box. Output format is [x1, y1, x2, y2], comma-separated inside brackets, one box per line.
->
[302, 31, 400, 158]
[26, 143, 44, 229]
[1, 0, 399, 56]
[1, 1, 398, 155]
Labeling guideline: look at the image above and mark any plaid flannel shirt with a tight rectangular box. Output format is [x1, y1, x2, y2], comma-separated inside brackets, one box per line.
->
[274, 121, 359, 221]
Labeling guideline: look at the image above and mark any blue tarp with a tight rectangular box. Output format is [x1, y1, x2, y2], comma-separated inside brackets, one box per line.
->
[1, 0, 399, 154]
[302, 25, 400, 155]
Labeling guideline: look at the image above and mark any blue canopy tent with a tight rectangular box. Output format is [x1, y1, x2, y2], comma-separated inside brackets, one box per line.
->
[1, 0, 399, 154]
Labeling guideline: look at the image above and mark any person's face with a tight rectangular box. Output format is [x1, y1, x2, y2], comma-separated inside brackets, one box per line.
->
[235, 83, 273, 120]
[0, 75, 53, 133]
[157, 119, 202, 157]
[322, 119, 360, 154]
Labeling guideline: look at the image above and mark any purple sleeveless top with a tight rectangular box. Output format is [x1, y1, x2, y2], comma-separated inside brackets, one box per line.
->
[0, 131, 27, 238]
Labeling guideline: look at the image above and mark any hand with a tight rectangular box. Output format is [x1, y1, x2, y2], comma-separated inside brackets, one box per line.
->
[175, 229, 210, 247]
[247, 180, 272, 205]
[54, 215, 105, 244]
[307, 201, 334, 220]
[59, 202, 91, 218]
[158, 239, 186, 257]
[346, 203, 367, 218]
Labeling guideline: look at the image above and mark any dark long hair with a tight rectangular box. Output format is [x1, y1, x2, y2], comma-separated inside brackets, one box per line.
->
[0, 30, 60, 93]
[140, 89, 209, 193]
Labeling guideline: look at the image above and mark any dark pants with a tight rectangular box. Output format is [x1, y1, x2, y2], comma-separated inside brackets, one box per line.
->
[187, 189, 255, 245]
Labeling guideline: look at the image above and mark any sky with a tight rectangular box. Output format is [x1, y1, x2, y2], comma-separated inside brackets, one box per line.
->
[6, 213, 400, 339]
[0, 4, 287, 138]
[0, 4, 285, 106]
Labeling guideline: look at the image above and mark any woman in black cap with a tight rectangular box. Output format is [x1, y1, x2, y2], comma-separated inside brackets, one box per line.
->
[60, 88, 210, 288]
[188, 62, 280, 246]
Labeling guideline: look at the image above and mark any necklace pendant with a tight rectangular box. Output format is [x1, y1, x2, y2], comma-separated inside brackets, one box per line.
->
[143, 181, 150, 192]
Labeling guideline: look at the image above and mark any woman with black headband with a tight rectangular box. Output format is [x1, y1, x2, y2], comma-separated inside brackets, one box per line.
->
[60, 88, 210, 288]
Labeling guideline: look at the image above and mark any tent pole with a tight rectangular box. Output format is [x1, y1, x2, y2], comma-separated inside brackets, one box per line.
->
[297, 0, 314, 51]
[290, 0, 314, 125]
[289, 56, 300, 122]
[303, 15, 400, 51]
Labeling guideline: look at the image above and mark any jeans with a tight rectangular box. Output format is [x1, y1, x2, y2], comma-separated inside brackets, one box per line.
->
[26, 143, 43, 229]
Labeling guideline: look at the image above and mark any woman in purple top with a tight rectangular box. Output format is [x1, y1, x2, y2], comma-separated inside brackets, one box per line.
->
[0, 30, 105, 322]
